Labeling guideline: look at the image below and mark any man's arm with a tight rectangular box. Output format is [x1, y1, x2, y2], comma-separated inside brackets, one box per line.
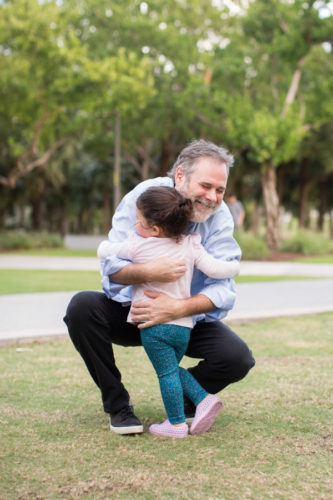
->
[188, 203, 241, 322]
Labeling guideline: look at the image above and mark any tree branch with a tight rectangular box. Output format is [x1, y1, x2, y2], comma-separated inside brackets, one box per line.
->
[194, 111, 226, 131]
[4, 135, 73, 188]
[281, 56, 306, 118]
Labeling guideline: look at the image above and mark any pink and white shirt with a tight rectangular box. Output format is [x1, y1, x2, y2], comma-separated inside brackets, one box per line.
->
[98, 232, 239, 328]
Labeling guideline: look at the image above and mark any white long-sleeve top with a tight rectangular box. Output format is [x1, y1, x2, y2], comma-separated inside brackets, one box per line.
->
[98, 232, 240, 328]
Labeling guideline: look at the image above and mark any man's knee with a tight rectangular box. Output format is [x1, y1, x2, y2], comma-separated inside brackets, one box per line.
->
[226, 341, 255, 382]
[64, 291, 100, 337]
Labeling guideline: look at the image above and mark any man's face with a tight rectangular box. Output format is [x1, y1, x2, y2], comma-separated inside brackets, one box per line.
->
[175, 157, 227, 223]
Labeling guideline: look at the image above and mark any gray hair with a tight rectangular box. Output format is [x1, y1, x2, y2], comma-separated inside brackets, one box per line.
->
[167, 139, 234, 182]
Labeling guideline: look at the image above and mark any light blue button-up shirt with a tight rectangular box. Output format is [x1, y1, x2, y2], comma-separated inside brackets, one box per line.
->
[100, 177, 241, 324]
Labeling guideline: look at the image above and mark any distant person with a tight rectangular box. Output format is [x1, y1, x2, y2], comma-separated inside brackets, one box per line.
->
[97, 186, 240, 438]
[226, 191, 245, 228]
[64, 139, 255, 436]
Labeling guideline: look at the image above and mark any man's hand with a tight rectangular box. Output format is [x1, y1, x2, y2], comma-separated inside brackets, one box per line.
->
[110, 257, 187, 285]
[131, 291, 184, 328]
[131, 290, 216, 329]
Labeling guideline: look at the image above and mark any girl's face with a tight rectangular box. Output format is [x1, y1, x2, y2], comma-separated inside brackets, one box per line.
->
[135, 209, 160, 238]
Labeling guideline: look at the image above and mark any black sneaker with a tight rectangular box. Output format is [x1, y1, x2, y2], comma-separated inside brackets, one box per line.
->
[184, 397, 196, 424]
[110, 405, 143, 435]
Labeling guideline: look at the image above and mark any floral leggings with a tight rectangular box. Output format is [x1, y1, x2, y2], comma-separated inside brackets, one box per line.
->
[140, 324, 208, 424]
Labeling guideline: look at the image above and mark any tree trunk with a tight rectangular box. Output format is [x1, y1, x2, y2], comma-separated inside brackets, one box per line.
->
[159, 139, 172, 177]
[60, 205, 69, 237]
[317, 179, 326, 232]
[113, 112, 121, 212]
[261, 163, 280, 251]
[299, 159, 310, 228]
[251, 201, 263, 236]
[277, 164, 285, 203]
[30, 184, 45, 231]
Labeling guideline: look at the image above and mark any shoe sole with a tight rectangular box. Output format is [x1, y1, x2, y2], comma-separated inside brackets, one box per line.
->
[190, 400, 222, 435]
[149, 429, 188, 438]
[110, 423, 143, 435]
[185, 416, 194, 424]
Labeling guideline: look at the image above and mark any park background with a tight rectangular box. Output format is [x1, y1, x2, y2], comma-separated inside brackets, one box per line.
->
[1, 1, 333, 499]
[0, 0, 333, 257]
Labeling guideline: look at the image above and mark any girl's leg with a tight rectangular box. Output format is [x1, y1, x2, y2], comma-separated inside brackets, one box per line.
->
[172, 330, 223, 435]
[141, 324, 187, 425]
[179, 367, 208, 406]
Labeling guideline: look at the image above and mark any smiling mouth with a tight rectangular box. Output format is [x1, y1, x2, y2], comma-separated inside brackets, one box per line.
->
[194, 199, 217, 211]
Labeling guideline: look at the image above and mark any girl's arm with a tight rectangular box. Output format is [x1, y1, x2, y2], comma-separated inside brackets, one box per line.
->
[195, 251, 240, 279]
[191, 233, 240, 279]
[97, 240, 128, 259]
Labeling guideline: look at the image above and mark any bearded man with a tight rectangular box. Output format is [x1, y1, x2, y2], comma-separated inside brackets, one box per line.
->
[64, 139, 255, 434]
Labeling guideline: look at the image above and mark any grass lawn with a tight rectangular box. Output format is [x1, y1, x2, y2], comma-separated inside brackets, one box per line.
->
[0, 269, 101, 294]
[0, 269, 321, 295]
[295, 254, 333, 264]
[1, 313, 332, 499]
[2, 248, 97, 257]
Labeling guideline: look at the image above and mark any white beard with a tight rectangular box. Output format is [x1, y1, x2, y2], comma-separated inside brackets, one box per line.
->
[190, 198, 219, 222]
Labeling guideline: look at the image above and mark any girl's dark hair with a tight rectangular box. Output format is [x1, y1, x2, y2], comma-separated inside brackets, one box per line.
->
[136, 186, 193, 241]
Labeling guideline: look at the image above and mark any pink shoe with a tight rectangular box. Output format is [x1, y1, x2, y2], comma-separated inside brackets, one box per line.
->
[149, 420, 188, 438]
[190, 395, 223, 435]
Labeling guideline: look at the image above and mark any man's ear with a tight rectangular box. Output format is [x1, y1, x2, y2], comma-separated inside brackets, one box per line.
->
[174, 166, 184, 186]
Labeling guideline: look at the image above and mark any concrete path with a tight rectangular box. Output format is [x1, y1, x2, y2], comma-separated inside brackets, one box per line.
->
[2, 255, 333, 276]
[1, 254, 333, 345]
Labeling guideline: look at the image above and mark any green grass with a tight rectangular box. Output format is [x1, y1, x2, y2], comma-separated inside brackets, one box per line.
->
[2, 248, 97, 257]
[235, 275, 320, 283]
[0, 269, 322, 295]
[295, 254, 333, 264]
[0, 269, 101, 294]
[1, 313, 332, 499]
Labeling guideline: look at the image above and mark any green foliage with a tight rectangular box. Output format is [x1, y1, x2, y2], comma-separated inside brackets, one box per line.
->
[280, 230, 333, 255]
[234, 230, 271, 260]
[0, 0, 332, 241]
[246, 109, 306, 166]
[0, 231, 63, 250]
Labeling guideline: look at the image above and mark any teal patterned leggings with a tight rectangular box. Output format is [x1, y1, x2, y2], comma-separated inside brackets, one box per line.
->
[141, 324, 208, 424]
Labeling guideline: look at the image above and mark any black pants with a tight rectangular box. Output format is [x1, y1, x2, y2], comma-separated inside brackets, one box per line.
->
[64, 291, 255, 415]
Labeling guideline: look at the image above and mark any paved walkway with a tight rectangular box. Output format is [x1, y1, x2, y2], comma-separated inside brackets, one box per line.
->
[1, 255, 333, 276]
[1, 255, 333, 345]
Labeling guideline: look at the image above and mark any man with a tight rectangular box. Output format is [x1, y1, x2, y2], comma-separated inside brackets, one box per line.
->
[226, 191, 245, 228]
[64, 139, 255, 435]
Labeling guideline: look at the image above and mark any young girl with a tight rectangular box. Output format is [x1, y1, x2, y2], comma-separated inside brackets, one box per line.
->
[97, 186, 240, 438]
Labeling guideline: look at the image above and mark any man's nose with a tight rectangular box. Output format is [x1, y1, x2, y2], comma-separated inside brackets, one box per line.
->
[205, 189, 218, 203]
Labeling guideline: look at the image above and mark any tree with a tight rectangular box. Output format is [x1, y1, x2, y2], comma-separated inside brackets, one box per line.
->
[0, 0, 156, 230]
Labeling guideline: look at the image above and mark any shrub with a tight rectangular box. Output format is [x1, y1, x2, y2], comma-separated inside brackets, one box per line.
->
[280, 230, 332, 255]
[0, 231, 64, 251]
[234, 230, 271, 260]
